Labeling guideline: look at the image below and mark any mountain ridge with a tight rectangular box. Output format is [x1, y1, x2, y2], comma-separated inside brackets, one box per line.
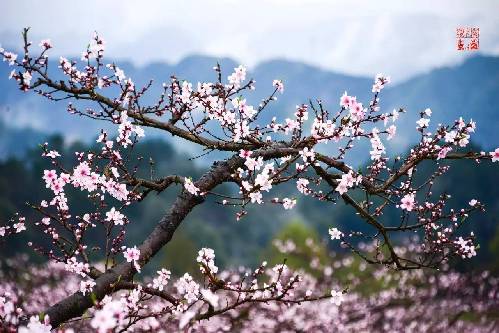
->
[0, 54, 497, 159]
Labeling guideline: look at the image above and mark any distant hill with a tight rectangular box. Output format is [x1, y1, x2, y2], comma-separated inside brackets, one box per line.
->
[0, 119, 45, 159]
[382, 55, 499, 150]
[0, 54, 498, 160]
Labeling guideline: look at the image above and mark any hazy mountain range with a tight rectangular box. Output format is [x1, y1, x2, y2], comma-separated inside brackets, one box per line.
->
[0, 54, 498, 159]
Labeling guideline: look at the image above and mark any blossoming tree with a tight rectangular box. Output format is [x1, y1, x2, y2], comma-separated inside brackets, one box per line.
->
[1, 28, 498, 331]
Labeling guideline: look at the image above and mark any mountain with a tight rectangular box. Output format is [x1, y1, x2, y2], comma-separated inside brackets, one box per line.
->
[0, 119, 45, 159]
[382, 55, 499, 150]
[0, 54, 498, 160]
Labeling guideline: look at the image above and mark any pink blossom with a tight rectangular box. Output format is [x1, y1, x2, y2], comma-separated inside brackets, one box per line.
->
[180, 81, 193, 104]
[299, 147, 315, 163]
[105, 207, 125, 225]
[184, 178, 200, 195]
[282, 198, 296, 210]
[444, 130, 457, 143]
[124, 246, 141, 272]
[197, 248, 218, 274]
[244, 156, 263, 171]
[241, 180, 252, 192]
[400, 193, 416, 212]
[227, 65, 246, 88]
[455, 236, 477, 259]
[372, 73, 390, 92]
[117, 111, 133, 147]
[21, 71, 32, 86]
[201, 289, 219, 307]
[273, 79, 284, 93]
[349, 101, 365, 120]
[370, 131, 385, 160]
[233, 120, 250, 142]
[284, 118, 299, 134]
[437, 146, 452, 160]
[330, 290, 344, 306]
[13, 222, 26, 233]
[18, 315, 51, 333]
[114, 66, 126, 81]
[2, 51, 17, 65]
[65, 257, 90, 277]
[151, 268, 171, 291]
[239, 149, 252, 159]
[296, 178, 309, 195]
[80, 279, 96, 296]
[175, 273, 200, 304]
[249, 191, 263, 204]
[329, 227, 343, 240]
[335, 171, 362, 195]
[416, 118, 430, 128]
[39, 39, 52, 49]
[340, 92, 354, 108]
[255, 171, 272, 192]
[45, 150, 61, 158]
[43, 169, 57, 184]
[73, 162, 90, 178]
[90, 299, 124, 333]
[490, 148, 499, 162]
[386, 125, 396, 140]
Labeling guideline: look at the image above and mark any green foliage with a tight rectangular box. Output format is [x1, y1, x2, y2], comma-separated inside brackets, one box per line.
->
[261, 220, 328, 274]
[161, 229, 201, 278]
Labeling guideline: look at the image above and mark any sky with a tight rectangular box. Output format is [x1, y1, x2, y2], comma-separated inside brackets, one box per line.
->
[1, 0, 499, 82]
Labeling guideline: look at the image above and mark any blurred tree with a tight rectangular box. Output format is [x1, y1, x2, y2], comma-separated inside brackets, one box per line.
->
[261, 220, 329, 274]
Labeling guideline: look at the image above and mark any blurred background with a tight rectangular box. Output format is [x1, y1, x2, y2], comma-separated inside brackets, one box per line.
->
[0, 0, 498, 277]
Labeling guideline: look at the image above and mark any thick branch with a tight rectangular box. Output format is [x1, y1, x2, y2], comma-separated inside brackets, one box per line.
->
[44, 145, 294, 327]
[44, 156, 241, 327]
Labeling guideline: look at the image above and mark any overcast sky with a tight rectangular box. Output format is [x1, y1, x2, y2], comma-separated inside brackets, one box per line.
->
[2, 0, 499, 82]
